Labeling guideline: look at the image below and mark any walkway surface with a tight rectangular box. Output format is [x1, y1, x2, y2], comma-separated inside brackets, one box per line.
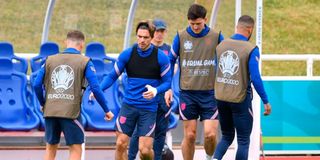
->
[1, 148, 320, 160]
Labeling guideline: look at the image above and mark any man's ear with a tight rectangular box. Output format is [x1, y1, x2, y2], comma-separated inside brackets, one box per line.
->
[79, 41, 85, 50]
[248, 27, 254, 35]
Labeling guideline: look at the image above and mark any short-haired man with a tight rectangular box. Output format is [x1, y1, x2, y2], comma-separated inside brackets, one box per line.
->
[128, 18, 173, 160]
[165, 4, 224, 160]
[95, 20, 171, 160]
[213, 15, 271, 160]
[33, 30, 114, 160]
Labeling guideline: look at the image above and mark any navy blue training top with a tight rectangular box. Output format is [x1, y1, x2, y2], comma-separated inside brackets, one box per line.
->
[100, 44, 171, 112]
[158, 43, 171, 56]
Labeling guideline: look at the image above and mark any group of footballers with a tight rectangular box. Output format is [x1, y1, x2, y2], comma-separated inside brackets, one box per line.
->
[34, 3, 271, 160]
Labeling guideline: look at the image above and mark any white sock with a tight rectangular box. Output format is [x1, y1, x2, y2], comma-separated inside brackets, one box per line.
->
[206, 154, 213, 160]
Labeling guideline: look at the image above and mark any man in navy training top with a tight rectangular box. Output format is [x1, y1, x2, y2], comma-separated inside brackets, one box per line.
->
[128, 18, 173, 160]
[91, 20, 171, 160]
[33, 30, 114, 160]
[213, 15, 272, 160]
[165, 4, 224, 160]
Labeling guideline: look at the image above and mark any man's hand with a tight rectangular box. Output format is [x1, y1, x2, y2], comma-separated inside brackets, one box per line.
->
[89, 92, 95, 101]
[263, 103, 271, 116]
[143, 85, 157, 100]
[104, 111, 114, 121]
[164, 89, 173, 107]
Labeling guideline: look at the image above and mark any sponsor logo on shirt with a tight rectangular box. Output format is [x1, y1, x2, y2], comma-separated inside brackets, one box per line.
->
[182, 59, 215, 67]
[181, 59, 215, 77]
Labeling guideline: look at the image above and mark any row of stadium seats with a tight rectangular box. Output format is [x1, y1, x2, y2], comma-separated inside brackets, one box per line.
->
[0, 41, 179, 131]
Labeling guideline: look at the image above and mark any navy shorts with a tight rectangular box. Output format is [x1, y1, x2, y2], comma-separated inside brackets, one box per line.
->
[179, 91, 218, 121]
[44, 117, 84, 145]
[156, 93, 171, 132]
[158, 92, 171, 119]
[115, 103, 157, 137]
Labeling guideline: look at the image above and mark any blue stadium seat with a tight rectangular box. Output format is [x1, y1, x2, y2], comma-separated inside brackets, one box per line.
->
[85, 42, 116, 81]
[85, 42, 106, 59]
[84, 43, 121, 128]
[87, 59, 122, 105]
[0, 42, 28, 73]
[30, 42, 59, 72]
[81, 81, 121, 131]
[82, 59, 120, 131]
[85, 42, 116, 61]
[29, 75, 45, 130]
[84, 43, 121, 130]
[0, 58, 40, 130]
[90, 59, 110, 82]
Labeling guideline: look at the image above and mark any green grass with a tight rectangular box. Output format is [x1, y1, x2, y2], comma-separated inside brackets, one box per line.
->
[263, 0, 320, 53]
[0, 0, 319, 76]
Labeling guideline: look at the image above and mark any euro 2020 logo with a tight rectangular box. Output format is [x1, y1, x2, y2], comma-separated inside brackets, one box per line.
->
[183, 40, 193, 51]
[219, 50, 239, 78]
[51, 65, 74, 93]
